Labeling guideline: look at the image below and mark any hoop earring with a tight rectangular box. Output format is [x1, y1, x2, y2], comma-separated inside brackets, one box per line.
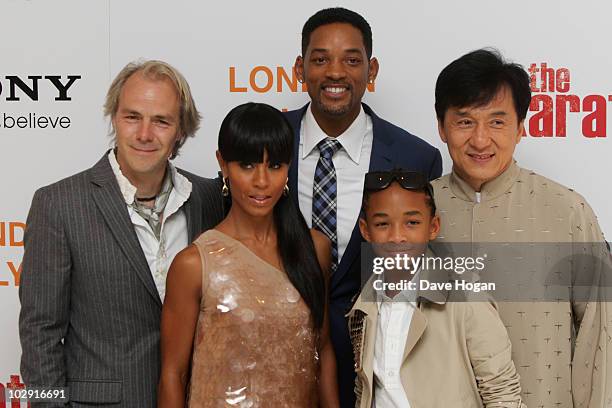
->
[222, 178, 229, 197]
[283, 184, 290, 196]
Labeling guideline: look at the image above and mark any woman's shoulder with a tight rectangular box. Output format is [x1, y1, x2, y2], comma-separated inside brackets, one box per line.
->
[173, 244, 202, 270]
[194, 228, 221, 243]
[193, 229, 232, 251]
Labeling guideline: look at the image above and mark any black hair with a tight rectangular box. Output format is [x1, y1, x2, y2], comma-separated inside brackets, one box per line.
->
[218, 103, 293, 166]
[301, 7, 373, 59]
[218, 102, 326, 329]
[434, 48, 531, 122]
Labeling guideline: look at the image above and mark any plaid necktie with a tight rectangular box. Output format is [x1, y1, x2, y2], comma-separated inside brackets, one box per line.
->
[312, 138, 342, 274]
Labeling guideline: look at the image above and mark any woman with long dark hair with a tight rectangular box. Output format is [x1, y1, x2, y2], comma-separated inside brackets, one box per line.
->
[158, 103, 339, 407]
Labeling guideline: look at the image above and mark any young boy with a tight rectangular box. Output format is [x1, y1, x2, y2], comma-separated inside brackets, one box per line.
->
[348, 169, 525, 407]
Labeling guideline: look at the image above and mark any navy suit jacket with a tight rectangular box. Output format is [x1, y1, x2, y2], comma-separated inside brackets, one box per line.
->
[284, 103, 442, 407]
[285, 103, 442, 304]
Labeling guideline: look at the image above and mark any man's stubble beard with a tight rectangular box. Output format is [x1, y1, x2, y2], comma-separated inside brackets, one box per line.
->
[313, 90, 354, 117]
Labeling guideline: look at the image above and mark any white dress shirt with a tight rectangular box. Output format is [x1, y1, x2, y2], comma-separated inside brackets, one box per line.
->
[297, 105, 373, 264]
[373, 272, 420, 408]
[108, 151, 191, 302]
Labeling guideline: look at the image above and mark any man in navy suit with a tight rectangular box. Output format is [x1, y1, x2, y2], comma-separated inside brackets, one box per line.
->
[285, 7, 442, 406]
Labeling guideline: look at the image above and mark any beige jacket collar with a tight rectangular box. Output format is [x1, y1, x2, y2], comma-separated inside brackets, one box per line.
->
[450, 160, 520, 203]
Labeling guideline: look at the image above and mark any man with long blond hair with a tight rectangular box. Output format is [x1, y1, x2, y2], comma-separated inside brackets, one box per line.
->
[19, 60, 223, 407]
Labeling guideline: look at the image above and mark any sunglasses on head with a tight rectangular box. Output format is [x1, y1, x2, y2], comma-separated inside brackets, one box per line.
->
[364, 170, 434, 198]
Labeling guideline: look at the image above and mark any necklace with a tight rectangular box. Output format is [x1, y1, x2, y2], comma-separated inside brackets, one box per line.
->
[135, 194, 158, 202]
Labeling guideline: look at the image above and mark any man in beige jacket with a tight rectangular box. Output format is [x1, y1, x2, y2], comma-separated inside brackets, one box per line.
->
[431, 49, 611, 407]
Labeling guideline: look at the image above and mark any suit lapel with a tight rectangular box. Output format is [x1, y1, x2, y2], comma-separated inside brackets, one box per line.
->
[89, 153, 162, 307]
[401, 307, 427, 364]
[331, 223, 361, 290]
[363, 103, 393, 172]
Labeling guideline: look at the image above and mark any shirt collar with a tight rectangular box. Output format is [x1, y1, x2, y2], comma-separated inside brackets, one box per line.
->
[301, 104, 370, 164]
[449, 160, 520, 203]
[107, 150, 192, 205]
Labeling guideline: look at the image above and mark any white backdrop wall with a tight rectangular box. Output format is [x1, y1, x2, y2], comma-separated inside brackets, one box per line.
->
[1, 0, 610, 401]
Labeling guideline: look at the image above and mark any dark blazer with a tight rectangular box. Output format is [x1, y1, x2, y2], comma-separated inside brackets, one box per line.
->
[18, 153, 224, 407]
[284, 103, 442, 407]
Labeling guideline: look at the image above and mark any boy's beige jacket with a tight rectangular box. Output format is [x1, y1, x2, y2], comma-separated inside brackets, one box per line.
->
[347, 264, 526, 408]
